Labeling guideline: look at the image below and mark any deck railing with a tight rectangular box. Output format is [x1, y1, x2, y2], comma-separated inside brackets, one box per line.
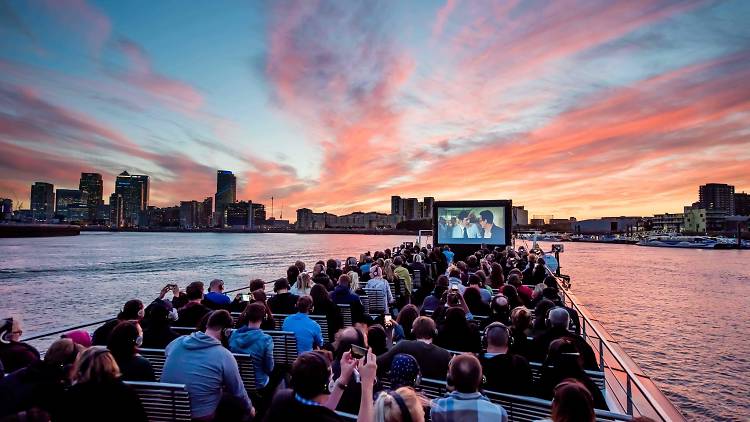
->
[554, 273, 685, 421]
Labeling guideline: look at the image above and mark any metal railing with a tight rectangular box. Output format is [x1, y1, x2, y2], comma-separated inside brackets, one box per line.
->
[554, 274, 685, 421]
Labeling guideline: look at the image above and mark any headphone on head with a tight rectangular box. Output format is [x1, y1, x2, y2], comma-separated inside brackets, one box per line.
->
[306, 351, 333, 396]
[483, 322, 513, 350]
[0, 318, 13, 344]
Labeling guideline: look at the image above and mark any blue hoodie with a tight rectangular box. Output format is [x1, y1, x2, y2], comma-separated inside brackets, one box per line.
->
[161, 332, 251, 419]
[228, 326, 274, 388]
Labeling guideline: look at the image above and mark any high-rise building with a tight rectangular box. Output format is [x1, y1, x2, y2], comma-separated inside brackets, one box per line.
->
[698, 183, 735, 215]
[179, 201, 199, 228]
[226, 201, 252, 227]
[115, 171, 150, 226]
[199, 197, 213, 227]
[79, 173, 103, 222]
[512, 206, 529, 227]
[422, 197, 435, 220]
[109, 193, 124, 228]
[735, 192, 750, 216]
[215, 170, 237, 227]
[1, 198, 12, 221]
[404, 198, 419, 220]
[251, 203, 266, 226]
[30, 182, 55, 222]
[55, 189, 88, 222]
[390, 196, 402, 216]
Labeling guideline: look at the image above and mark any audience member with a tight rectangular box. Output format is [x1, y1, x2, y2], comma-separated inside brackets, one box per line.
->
[392, 304, 419, 342]
[310, 284, 343, 342]
[291, 271, 313, 297]
[203, 279, 231, 309]
[268, 278, 300, 315]
[0, 318, 40, 375]
[435, 308, 481, 353]
[61, 330, 92, 348]
[507, 274, 533, 307]
[388, 353, 422, 390]
[161, 310, 253, 420]
[532, 308, 597, 369]
[106, 321, 154, 382]
[367, 325, 388, 356]
[312, 263, 333, 290]
[246, 290, 276, 331]
[59, 347, 147, 422]
[528, 299, 556, 340]
[282, 296, 324, 354]
[0, 338, 82, 419]
[488, 295, 511, 325]
[229, 302, 274, 414]
[509, 306, 534, 359]
[91, 300, 144, 346]
[431, 354, 508, 422]
[177, 282, 211, 328]
[377, 317, 452, 380]
[263, 351, 354, 421]
[480, 322, 533, 395]
[287, 265, 301, 286]
[330, 275, 366, 324]
[409, 254, 427, 278]
[489, 263, 505, 288]
[374, 387, 425, 422]
[542, 287, 581, 335]
[468, 274, 492, 303]
[420, 275, 449, 313]
[330, 328, 366, 414]
[392, 256, 412, 295]
[141, 302, 179, 349]
[365, 265, 394, 314]
[326, 259, 343, 283]
[544, 378, 596, 422]
[538, 338, 606, 410]
[464, 287, 490, 317]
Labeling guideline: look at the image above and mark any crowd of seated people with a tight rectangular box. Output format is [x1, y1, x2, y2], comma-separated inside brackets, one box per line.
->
[0, 244, 616, 422]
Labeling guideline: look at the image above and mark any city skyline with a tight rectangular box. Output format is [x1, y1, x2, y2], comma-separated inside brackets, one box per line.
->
[1, 1, 750, 219]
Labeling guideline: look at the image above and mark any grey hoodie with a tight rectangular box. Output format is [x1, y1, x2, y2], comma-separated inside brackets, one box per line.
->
[161, 331, 251, 418]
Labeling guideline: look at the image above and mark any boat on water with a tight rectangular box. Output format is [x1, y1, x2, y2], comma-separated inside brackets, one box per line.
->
[637, 235, 723, 249]
[16, 241, 685, 422]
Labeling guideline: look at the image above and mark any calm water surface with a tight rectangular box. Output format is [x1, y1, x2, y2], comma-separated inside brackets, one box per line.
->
[1, 232, 748, 421]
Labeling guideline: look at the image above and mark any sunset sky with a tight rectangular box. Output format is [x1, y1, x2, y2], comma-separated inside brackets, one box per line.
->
[1, 0, 749, 220]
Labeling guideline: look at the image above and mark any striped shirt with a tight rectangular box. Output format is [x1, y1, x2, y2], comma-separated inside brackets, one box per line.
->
[431, 391, 508, 422]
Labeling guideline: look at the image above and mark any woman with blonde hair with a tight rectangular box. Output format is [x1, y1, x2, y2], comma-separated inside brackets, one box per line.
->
[59, 346, 147, 421]
[383, 259, 396, 282]
[374, 387, 425, 422]
[291, 271, 313, 296]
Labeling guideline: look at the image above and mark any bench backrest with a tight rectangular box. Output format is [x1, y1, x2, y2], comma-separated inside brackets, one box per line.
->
[140, 348, 167, 380]
[265, 330, 299, 365]
[361, 288, 386, 315]
[337, 304, 353, 327]
[124, 381, 191, 421]
[528, 362, 606, 392]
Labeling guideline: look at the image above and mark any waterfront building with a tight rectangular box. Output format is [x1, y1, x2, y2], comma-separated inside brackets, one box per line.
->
[698, 183, 735, 215]
[179, 201, 199, 229]
[215, 170, 237, 227]
[251, 202, 266, 226]
[735, 192, 750, 216]
[108, 193, 124, 228]
[115, 171, 149, 227]
[512, 206, 529, 227]
[403, 198, 419, 220]
[78, 173, 103, 222]
[225, 201, 252, 227]
[0, 198, 12, 221]
[651, 213, 684, 232]
[683, 206, 727, 233]
[30, 182, 55, 222]
[55, 189, 89, 222]
[199, 197, 213, 227]
[390, 196, 402, 216]
[421, 197, 435, 220]
[573, 217, 640, 234]
[297, 208, 402, 230]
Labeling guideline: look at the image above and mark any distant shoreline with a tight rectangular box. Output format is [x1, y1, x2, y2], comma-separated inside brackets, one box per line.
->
[80, 227, 419, 236]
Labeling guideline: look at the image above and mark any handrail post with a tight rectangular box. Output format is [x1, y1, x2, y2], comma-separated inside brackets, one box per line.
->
[599, 337, 604, 371]
[626, 375, 633, 415]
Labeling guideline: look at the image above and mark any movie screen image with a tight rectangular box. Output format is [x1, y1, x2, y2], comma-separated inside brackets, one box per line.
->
[436, 206, 506, 245]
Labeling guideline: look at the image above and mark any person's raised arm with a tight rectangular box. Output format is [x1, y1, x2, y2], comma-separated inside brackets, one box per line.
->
[325, 351, 357, 410]
[357, 349, 377, 422]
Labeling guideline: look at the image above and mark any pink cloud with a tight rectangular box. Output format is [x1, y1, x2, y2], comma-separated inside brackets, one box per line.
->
[41, 0, 111, 53]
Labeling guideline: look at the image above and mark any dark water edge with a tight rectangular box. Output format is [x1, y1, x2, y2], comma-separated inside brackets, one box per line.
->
[1, 233, 748, 421]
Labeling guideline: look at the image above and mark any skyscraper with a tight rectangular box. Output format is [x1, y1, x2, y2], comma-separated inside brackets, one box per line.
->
[391, 196, 402, 216]
[109, 193, 124, 228]
[215, 170, 237, 227]
[422, 197, 435, 220]
[115, 171, 150, 226]
[698, 183, 735, 215]
[55, 189, 89, 222]
[30, 182, 54, 222]
[735, 192, 750, 216]
[79, 173, 103, 222]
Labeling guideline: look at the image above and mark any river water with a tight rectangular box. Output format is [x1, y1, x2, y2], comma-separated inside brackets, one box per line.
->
[0, 232, 748, 421]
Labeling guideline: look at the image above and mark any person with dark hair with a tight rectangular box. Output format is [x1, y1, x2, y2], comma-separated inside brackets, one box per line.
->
[507, 274, 533, 307]
[328, 327, 367, 414]
[0, 318, 39, 375]
[141, 302, 180, 349]
[59, 346, 147, 422]
[178, 282, 211, 328]
[500, 284, 524, 310]
[431, 354, 507, 422]
[479, 209, 505, 243]
[283, 296, 324, 354]
[480, 322, 532, 395]
[92, 299, 144, 346]
[0, 338, 82, 419]
[287, 265, 301, 285]
[229, 303, 274, 416]
[421, 275, 449, 313]
[326, 259, 343, 283]
[263, 351, 357, 421]
[329, 274, 366, 324]
[268, 278, 299, 315]
[366, 325, 388, 356]
[392, 304, 419, 341]
[489, 262, 505, 288]
[463, 287, 491, 317]
[162, 310, 254, 420]
[541, 287, 581, 335]
[544, 378, 596, 422]
[310, 284, 343, 342]
[532, 308, 598, 369]
[531, 256, 548, 285]
[107, 321, 154, 382]
[203, 279, 231, 309]
[377, 316, 452, 380]
[509, 306, 534, 360]
[435, 307, 481, 353]
[312, 263, 333, 291]
[230, 279, 267, 312]
[538, 338, 606, 410]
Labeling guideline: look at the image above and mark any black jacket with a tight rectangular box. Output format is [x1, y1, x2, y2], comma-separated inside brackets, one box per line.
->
[480, 352, 533, 396]
[177, 302, 211, 328]
[311, 301, 343, 342]
[58, 379, 147, 422]
[263, 389, 343, 422]
[0, 360, 69, 418]
[114, 355, 155, 382]
[268, 292, 300, 315]
[0, 341, 39, 375]
[376, 340, 452, 380]
[141, 324, 180, 349]
[532, 327, 598, 369]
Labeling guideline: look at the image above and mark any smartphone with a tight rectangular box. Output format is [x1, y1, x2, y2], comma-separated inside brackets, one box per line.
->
[241, 294, 250, 301]
[384, 315, 392, 325]
[350, 344, 367, 359]
[450, 283, 459, 291]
